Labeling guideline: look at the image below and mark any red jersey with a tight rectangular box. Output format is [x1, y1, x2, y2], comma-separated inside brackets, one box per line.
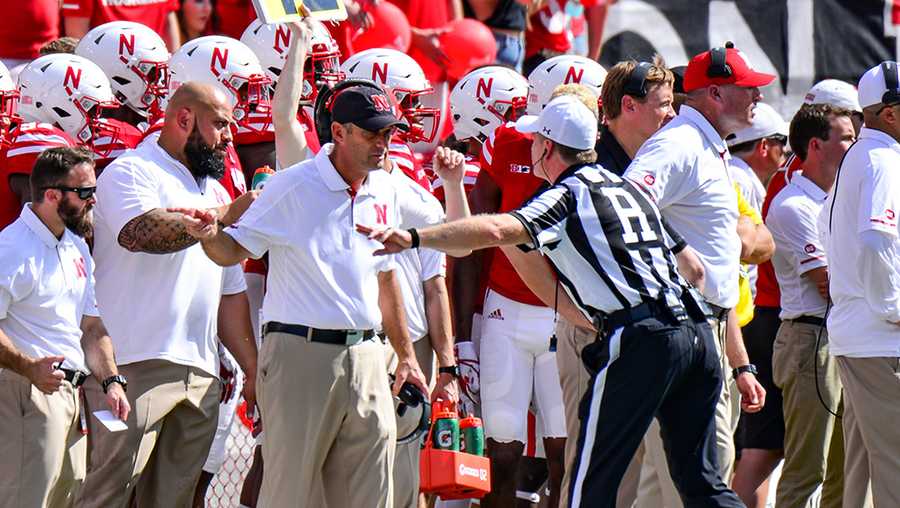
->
[92, 120, 143, 171]
[0, 123, 76, 230]
[233, 109, 320, 156]
[755, 155, 803, 307]
[386, 0, 453, 83]
[0, 0, 59, 59]
[139, 120, 246, 200]
[389, 137, 431, 192]
[481, 123, 545, 307]
[62, 0, 179, 42]
[429, 155, 481, 203]
[215, 0, 256, 40]
[525, 0, 601, 58]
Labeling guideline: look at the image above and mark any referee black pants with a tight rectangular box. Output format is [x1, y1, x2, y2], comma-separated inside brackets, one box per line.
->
[567, 316, 745, 508]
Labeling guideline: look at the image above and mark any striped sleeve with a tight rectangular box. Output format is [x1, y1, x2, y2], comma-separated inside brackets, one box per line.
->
[508, 185, 573, 251]
[5, 125, 76, 176]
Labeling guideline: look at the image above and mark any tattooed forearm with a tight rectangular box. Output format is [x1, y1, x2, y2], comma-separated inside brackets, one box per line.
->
[118, 209, 200, 254]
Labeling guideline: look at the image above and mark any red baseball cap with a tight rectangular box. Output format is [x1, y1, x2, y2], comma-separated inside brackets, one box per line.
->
[682, 43, 776, 92]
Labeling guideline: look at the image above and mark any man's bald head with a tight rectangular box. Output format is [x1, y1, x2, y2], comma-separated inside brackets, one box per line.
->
[165, 82, 233, 123]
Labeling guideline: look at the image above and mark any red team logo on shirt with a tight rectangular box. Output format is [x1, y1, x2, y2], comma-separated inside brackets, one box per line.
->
[73, 257, 87, 279]
[643, 174, 656, 186]
[373, 203, 388, 225]
[804, 244, 816, 254]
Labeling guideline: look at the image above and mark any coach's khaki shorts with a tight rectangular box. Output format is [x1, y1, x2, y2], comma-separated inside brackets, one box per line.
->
[0, 369, 85, 508]
[76, 359, 219, 508]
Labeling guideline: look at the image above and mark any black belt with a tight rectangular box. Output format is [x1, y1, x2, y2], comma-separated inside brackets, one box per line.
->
[594, 298, 683, 334]
[707, 303, 729, 322]
[60, 368, 88, 388]
[789, 315, 825, 327]
[262, 322, 375, 345]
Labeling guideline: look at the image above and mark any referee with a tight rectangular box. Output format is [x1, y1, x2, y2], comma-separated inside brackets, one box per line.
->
[361, 95, 743, 508]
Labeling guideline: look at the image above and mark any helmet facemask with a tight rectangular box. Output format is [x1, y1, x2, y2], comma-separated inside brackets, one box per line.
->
[394, 89, 440, 143]
[227, 73, 273, 134]
[0, 89, 21, 147]
[71, 95, 123, 157]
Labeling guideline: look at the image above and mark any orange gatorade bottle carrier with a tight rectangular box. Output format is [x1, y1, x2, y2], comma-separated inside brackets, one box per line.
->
[419, 399, 491, 499]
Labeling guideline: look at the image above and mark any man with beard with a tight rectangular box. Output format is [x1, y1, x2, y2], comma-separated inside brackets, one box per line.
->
[76, 82, 260, 508]
[0, 147, 130, 508]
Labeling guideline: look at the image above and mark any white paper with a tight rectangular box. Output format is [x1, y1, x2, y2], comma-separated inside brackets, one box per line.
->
[93, 410, 128, 432]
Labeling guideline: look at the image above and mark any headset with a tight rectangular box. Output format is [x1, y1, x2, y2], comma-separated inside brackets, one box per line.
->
[390, 375, 432, 444]
[706, 41, 735, 79]
[880, 61, 900, 105]
[622, 61, 653, 99]
[313, 78, 386, 144]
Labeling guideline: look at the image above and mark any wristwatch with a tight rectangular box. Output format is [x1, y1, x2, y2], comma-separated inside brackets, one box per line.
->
[438, 365, 460, 378]
[102, 375, 128, 394]
[732, 364, 758, 380]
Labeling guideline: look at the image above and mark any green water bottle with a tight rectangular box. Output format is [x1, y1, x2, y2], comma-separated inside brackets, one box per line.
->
[460, 416, 485, 456]
[431, 400, 460, 451]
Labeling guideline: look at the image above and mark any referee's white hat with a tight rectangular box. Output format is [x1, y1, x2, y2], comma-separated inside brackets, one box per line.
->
[515, 95, 597, 150]
[726, 102, 788, 147]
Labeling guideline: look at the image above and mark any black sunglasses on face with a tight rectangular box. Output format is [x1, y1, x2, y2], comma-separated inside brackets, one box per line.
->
[46, 185, 97, 200]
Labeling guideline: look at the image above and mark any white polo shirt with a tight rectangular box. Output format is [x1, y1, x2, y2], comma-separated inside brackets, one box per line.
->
[0, 204, 98, 372]
[93, 137, 235, 376]
[823, 127, 900, 357]
[227, 143, 399, 330]
[766, 174, 828, 319]
[387, 167, 447, 341]
[729, 157, 765, 213]
[625, 105, 741, 308]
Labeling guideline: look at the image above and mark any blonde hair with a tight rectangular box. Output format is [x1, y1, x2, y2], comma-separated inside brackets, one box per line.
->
[551, 83, 600, 119]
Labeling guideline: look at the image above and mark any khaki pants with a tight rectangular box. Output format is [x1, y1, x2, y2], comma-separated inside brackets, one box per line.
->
[556, 318, 642, 508]
[76, 359, 219, 508]
[257, 333, 396, 508]
[837, 356, 900, 508]
[386, 336, 435, 508]
[634, 314, 737, 508]
[0, 369, 86, 508]
[772, 320, 845, 508]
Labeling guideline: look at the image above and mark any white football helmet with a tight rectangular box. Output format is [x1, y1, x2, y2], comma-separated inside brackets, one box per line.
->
[0, 60, 20, 146]
[18, 53, 121, 153]
[341, 48, 440, 143]
[450, 66, 528, 143]
[527, 55, 607, 115]
[75, 21, 170, 121]
[241, 18, 343, 104]
[168, 36, 272, 133]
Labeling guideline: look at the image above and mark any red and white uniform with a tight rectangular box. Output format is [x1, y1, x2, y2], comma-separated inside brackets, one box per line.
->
[140, 120, 246, 200]
[0, 123, 76, 230]
[756, 155, 803, 307]
[0, 0, 59, 60]
[524, 0, 602, 59]
[232, 109, 320, 160]
[61, 0, 178, 42]
[92, 119, 143, 171]
[477, 122, 566, 443]
[389, 136, 431, 192]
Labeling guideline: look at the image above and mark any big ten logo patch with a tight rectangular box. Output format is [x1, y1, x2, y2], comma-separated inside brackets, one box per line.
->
[373, 203, 389, 225]
[509, 164, 530, 174]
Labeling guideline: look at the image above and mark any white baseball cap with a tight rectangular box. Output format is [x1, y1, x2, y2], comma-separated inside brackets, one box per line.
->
[514, 95, 597, 150]
[858, 61, 900, 109]
[803, 79, 862, 112]
[727, 102, 788, 147]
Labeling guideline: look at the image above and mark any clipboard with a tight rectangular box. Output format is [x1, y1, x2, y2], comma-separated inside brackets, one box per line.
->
[251, 0, 348, 24]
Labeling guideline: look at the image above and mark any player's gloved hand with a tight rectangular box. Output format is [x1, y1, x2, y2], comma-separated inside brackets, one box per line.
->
[455, 340, 480, 415]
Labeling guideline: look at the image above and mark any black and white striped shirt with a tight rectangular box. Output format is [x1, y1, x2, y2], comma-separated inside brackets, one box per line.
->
[510, 163, 685, 317]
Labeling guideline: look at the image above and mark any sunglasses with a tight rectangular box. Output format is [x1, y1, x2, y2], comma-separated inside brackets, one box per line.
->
[46, 185, 97, 200]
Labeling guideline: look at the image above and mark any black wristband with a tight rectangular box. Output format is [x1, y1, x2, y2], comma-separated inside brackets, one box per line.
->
[408, 228, 420, 249]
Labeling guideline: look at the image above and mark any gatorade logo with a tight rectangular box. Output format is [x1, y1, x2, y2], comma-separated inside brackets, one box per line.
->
[437, 429, 454, 448]
[458, 464, 488, 481]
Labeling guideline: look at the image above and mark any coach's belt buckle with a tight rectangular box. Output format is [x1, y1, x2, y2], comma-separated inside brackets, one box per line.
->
[345, 330, 364, 344]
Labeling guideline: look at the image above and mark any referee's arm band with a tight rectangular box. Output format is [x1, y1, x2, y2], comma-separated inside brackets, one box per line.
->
[671, 239, 687, 255]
